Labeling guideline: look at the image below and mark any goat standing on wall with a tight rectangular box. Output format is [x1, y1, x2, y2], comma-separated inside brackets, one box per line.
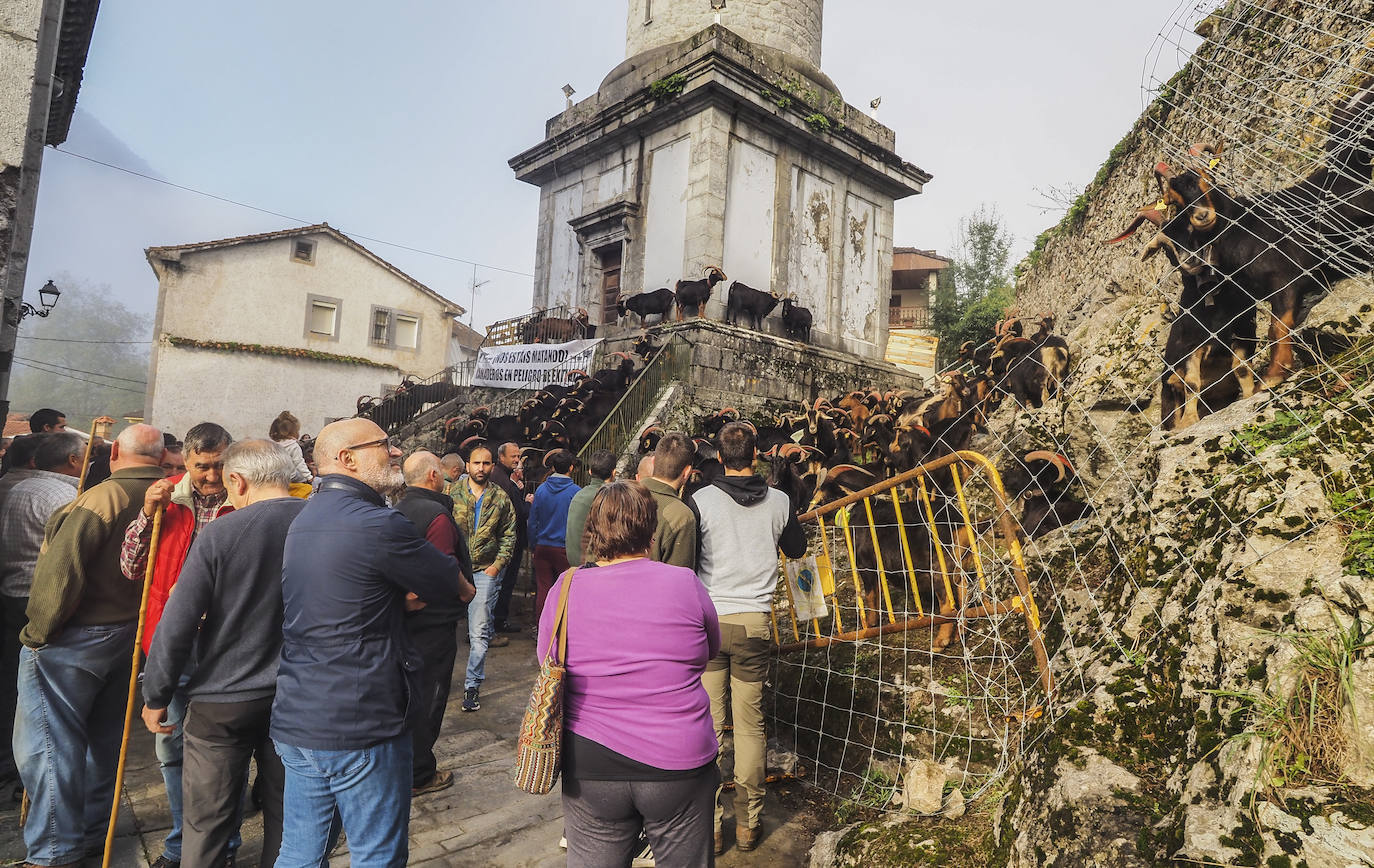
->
[674, 266, 726, 320]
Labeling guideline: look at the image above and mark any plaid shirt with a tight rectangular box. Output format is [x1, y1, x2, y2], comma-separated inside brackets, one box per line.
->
[120, 485, 229, 580]
[0, 470, 79, 597]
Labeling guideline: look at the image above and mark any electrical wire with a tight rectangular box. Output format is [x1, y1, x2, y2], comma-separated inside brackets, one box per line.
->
[10, 360, 146, 395]
[49, 148, 537, 278]
[16, 336, 151, 344]
[13, 356, 146, 384]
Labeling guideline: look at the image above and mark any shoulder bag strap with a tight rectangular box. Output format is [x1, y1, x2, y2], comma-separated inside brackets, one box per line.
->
[545, 567, 577, 666]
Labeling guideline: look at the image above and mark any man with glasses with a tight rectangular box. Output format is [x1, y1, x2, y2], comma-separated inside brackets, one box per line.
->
[448, 444, 517, 713]
[271, 419, 460, 868]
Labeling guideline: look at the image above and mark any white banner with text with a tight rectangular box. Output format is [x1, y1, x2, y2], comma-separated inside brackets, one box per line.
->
[471, 339, 602, 389]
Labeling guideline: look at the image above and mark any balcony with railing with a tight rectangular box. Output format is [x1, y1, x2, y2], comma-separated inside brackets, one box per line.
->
[888, 305, 931, 329]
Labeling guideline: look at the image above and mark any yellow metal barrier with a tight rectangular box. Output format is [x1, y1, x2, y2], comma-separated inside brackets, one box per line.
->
[771, 450, 1055, 702]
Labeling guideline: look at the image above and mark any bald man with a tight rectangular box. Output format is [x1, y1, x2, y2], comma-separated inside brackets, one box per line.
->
[272, 420, 461, 867]
[15, 423, 166, 867]
[396, 451, 475, 796]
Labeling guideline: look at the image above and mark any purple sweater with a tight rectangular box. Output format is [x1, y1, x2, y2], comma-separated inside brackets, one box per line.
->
[537, 558, 720, 770]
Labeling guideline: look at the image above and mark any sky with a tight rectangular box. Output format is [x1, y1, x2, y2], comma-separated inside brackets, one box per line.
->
[20, 0, 1203, 335]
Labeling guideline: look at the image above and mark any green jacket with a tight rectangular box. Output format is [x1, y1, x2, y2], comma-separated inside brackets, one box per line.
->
[564, 479, 607, 566]
[448, 476, 517, 572]
[643, 477, 697, 570]
[23, 465, 164, 647]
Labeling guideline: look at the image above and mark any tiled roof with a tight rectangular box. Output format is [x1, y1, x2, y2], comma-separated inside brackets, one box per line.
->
[4, 414, 31, 438]
[145, 223, 465, 316]
[450, 319, 485, 351]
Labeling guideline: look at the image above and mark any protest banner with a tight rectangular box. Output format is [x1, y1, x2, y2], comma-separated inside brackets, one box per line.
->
[471, 338, 601, 389]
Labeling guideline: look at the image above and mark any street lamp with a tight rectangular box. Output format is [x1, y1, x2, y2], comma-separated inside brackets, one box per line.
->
[4, 279, 61, 326]
[710, 0, 725, 24]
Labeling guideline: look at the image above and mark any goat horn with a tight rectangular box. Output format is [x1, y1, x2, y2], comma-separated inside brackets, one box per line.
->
[612, 351, 633, 360]
[1025, 450, 1066, 483]
[1105, 207, 1165, 245]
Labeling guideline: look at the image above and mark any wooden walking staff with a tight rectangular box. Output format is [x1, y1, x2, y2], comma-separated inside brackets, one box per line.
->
[102, 503, 164, 868]
[76, 416, 117, 494]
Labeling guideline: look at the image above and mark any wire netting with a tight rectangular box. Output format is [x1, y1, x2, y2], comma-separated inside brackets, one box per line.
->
[762, 0, 1374, 814]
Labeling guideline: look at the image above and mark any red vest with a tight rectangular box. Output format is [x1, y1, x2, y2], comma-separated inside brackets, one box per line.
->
[140, 475, 233, 653]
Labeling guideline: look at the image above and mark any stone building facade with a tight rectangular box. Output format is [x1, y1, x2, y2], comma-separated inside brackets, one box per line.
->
[510, 0, 928, 360]
[0, 0, 99, 419]
[143, 224, 463, 438]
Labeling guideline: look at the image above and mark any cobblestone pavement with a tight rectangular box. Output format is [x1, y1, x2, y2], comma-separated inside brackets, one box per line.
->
[0, 604, 826, 866]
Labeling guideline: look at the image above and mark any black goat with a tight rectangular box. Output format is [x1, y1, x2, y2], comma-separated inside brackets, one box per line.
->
[725, 281, 781, 330]
[674, 267, 727, 320]
[781, 298, 813, 341]
[631, 332, 660, 363]
[1112, 84, 1374, 387]
[1000, 451, 1094, 539]
[848, 497, 956, 648]
[618, 288, 676, 325]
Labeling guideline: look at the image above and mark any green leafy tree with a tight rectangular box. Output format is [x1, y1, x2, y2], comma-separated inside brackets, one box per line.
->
[8, 275, 151, 431]
[934, 206, 1015, 368]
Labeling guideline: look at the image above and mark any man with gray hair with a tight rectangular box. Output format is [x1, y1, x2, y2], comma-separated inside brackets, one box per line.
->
[0, 432, 81, 789]
[140, 439, 304, 867]
[14, 423, 165, 867]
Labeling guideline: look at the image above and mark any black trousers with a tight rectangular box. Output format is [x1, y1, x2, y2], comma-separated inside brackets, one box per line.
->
[492, 534, 527, 624]
[0, 594, 27, 780]
[409, 619, 459, 785]
[182, 696, 283, 868]
[562, 765, 720, 868]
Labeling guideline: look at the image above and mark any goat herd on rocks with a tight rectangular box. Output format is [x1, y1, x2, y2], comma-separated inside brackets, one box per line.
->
[353, 85, 1374, 640]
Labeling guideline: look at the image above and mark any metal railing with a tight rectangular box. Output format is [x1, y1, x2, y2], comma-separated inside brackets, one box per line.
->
[573, 334, 692, 481]
[359, 362, 476, 435]
[482, 304, 592, 348]
[772, 450, 1052, 700]
[888, 305, 931, 329]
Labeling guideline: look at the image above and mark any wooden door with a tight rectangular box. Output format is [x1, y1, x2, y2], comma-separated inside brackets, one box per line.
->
[599, 247, 623, 326]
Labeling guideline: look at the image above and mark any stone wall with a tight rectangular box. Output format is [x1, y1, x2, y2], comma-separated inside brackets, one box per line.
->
[624, 0, 824, 71]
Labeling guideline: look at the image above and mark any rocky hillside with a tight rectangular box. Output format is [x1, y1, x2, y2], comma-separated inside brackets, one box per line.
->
[812, 2, 1374, 865]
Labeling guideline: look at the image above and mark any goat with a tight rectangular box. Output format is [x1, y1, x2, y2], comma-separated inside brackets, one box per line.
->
[631, 331, 660, 363]
[725, 281, 782, 330]
[618, 288, 676, 325]
[1153, 249, 1260, 430]
[638, 425, 664, 454]
[674, 267, 727, 320]
[528, 309, 591, 343]
[1000, 451, 1095, 538]
[848, 497, 957, 649]
[590, 352, 637, 392]
[780, 297, 813, 341]
[990, 336, 1060, 408]
[1111, 85, 1374, 386]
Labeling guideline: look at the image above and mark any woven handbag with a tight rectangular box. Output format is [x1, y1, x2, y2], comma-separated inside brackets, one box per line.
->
[513, 568, 576, 794]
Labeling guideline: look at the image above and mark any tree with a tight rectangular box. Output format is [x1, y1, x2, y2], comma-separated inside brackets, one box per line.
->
[7, 275, 151, 432]
[934, 206, 1015, 368]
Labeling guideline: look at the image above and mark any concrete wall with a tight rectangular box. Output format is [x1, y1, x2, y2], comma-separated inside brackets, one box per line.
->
[150, 233, 453, 373]
[625, 0, 824, 69]
[548, 183, 582, 309]
[145, 344, 399, 442]
[146, 231, 458, 427]
[722, 137, 776, 293]
[642, 136, 691, 290]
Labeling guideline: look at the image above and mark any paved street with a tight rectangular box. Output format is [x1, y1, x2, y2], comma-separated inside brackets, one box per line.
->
[0, 605, 827, 867]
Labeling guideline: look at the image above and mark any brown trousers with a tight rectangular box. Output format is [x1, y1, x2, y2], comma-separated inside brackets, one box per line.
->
[701, 612, 770, 832]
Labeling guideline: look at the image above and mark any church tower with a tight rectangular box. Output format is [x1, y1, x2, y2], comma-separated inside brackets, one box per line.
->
[510, 0, 928, 359]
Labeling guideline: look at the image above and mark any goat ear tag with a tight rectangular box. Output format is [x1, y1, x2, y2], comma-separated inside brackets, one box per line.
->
[791, 430, 806, 444]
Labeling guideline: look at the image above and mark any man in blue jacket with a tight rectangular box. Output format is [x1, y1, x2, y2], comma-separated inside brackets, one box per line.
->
[527, 449, 581, 622]
[271, 419, 460, 868]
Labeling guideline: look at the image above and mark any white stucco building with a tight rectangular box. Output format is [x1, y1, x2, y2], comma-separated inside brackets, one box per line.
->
[509, 0, 929, 360]
[143, 223, 464, 439]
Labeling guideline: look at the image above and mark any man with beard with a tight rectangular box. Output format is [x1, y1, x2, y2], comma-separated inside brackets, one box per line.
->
[448, 445, 516, 713]
[271, 419, 460, 867]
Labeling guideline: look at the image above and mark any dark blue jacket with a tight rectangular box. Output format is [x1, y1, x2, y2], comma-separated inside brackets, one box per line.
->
[527, 474, 580, 548]
[271, 475, 459, 750]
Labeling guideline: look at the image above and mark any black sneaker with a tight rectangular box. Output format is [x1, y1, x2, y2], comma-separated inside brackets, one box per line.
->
[461, 687, 480, 712]
[496, 620, 522, 633]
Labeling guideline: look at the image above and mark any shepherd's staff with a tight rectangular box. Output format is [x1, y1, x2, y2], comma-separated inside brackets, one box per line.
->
[102, 502, 163, 868]
[76, 416, 117, 494]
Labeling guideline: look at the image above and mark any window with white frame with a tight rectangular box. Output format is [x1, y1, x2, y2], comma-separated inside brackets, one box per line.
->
[304, 293, 341, 341]
[369, 306, 421, 350]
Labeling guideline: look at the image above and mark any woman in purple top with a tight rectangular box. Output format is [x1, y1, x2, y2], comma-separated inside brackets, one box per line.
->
[538, 481, 721, 867]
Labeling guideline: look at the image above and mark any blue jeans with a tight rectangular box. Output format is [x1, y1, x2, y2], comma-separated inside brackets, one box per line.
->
[273, 734, 412, 868]
[464, 568, 500, 690]
[13, 622, 135, 866]
[155, 685, 243, 861]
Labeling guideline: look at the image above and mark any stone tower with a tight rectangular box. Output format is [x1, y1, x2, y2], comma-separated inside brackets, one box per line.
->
[510, 0, 928, 359]
[625, 0, 823, 70]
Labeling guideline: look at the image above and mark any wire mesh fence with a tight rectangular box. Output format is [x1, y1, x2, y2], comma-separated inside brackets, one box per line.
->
[758, 0, 1374, 818]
